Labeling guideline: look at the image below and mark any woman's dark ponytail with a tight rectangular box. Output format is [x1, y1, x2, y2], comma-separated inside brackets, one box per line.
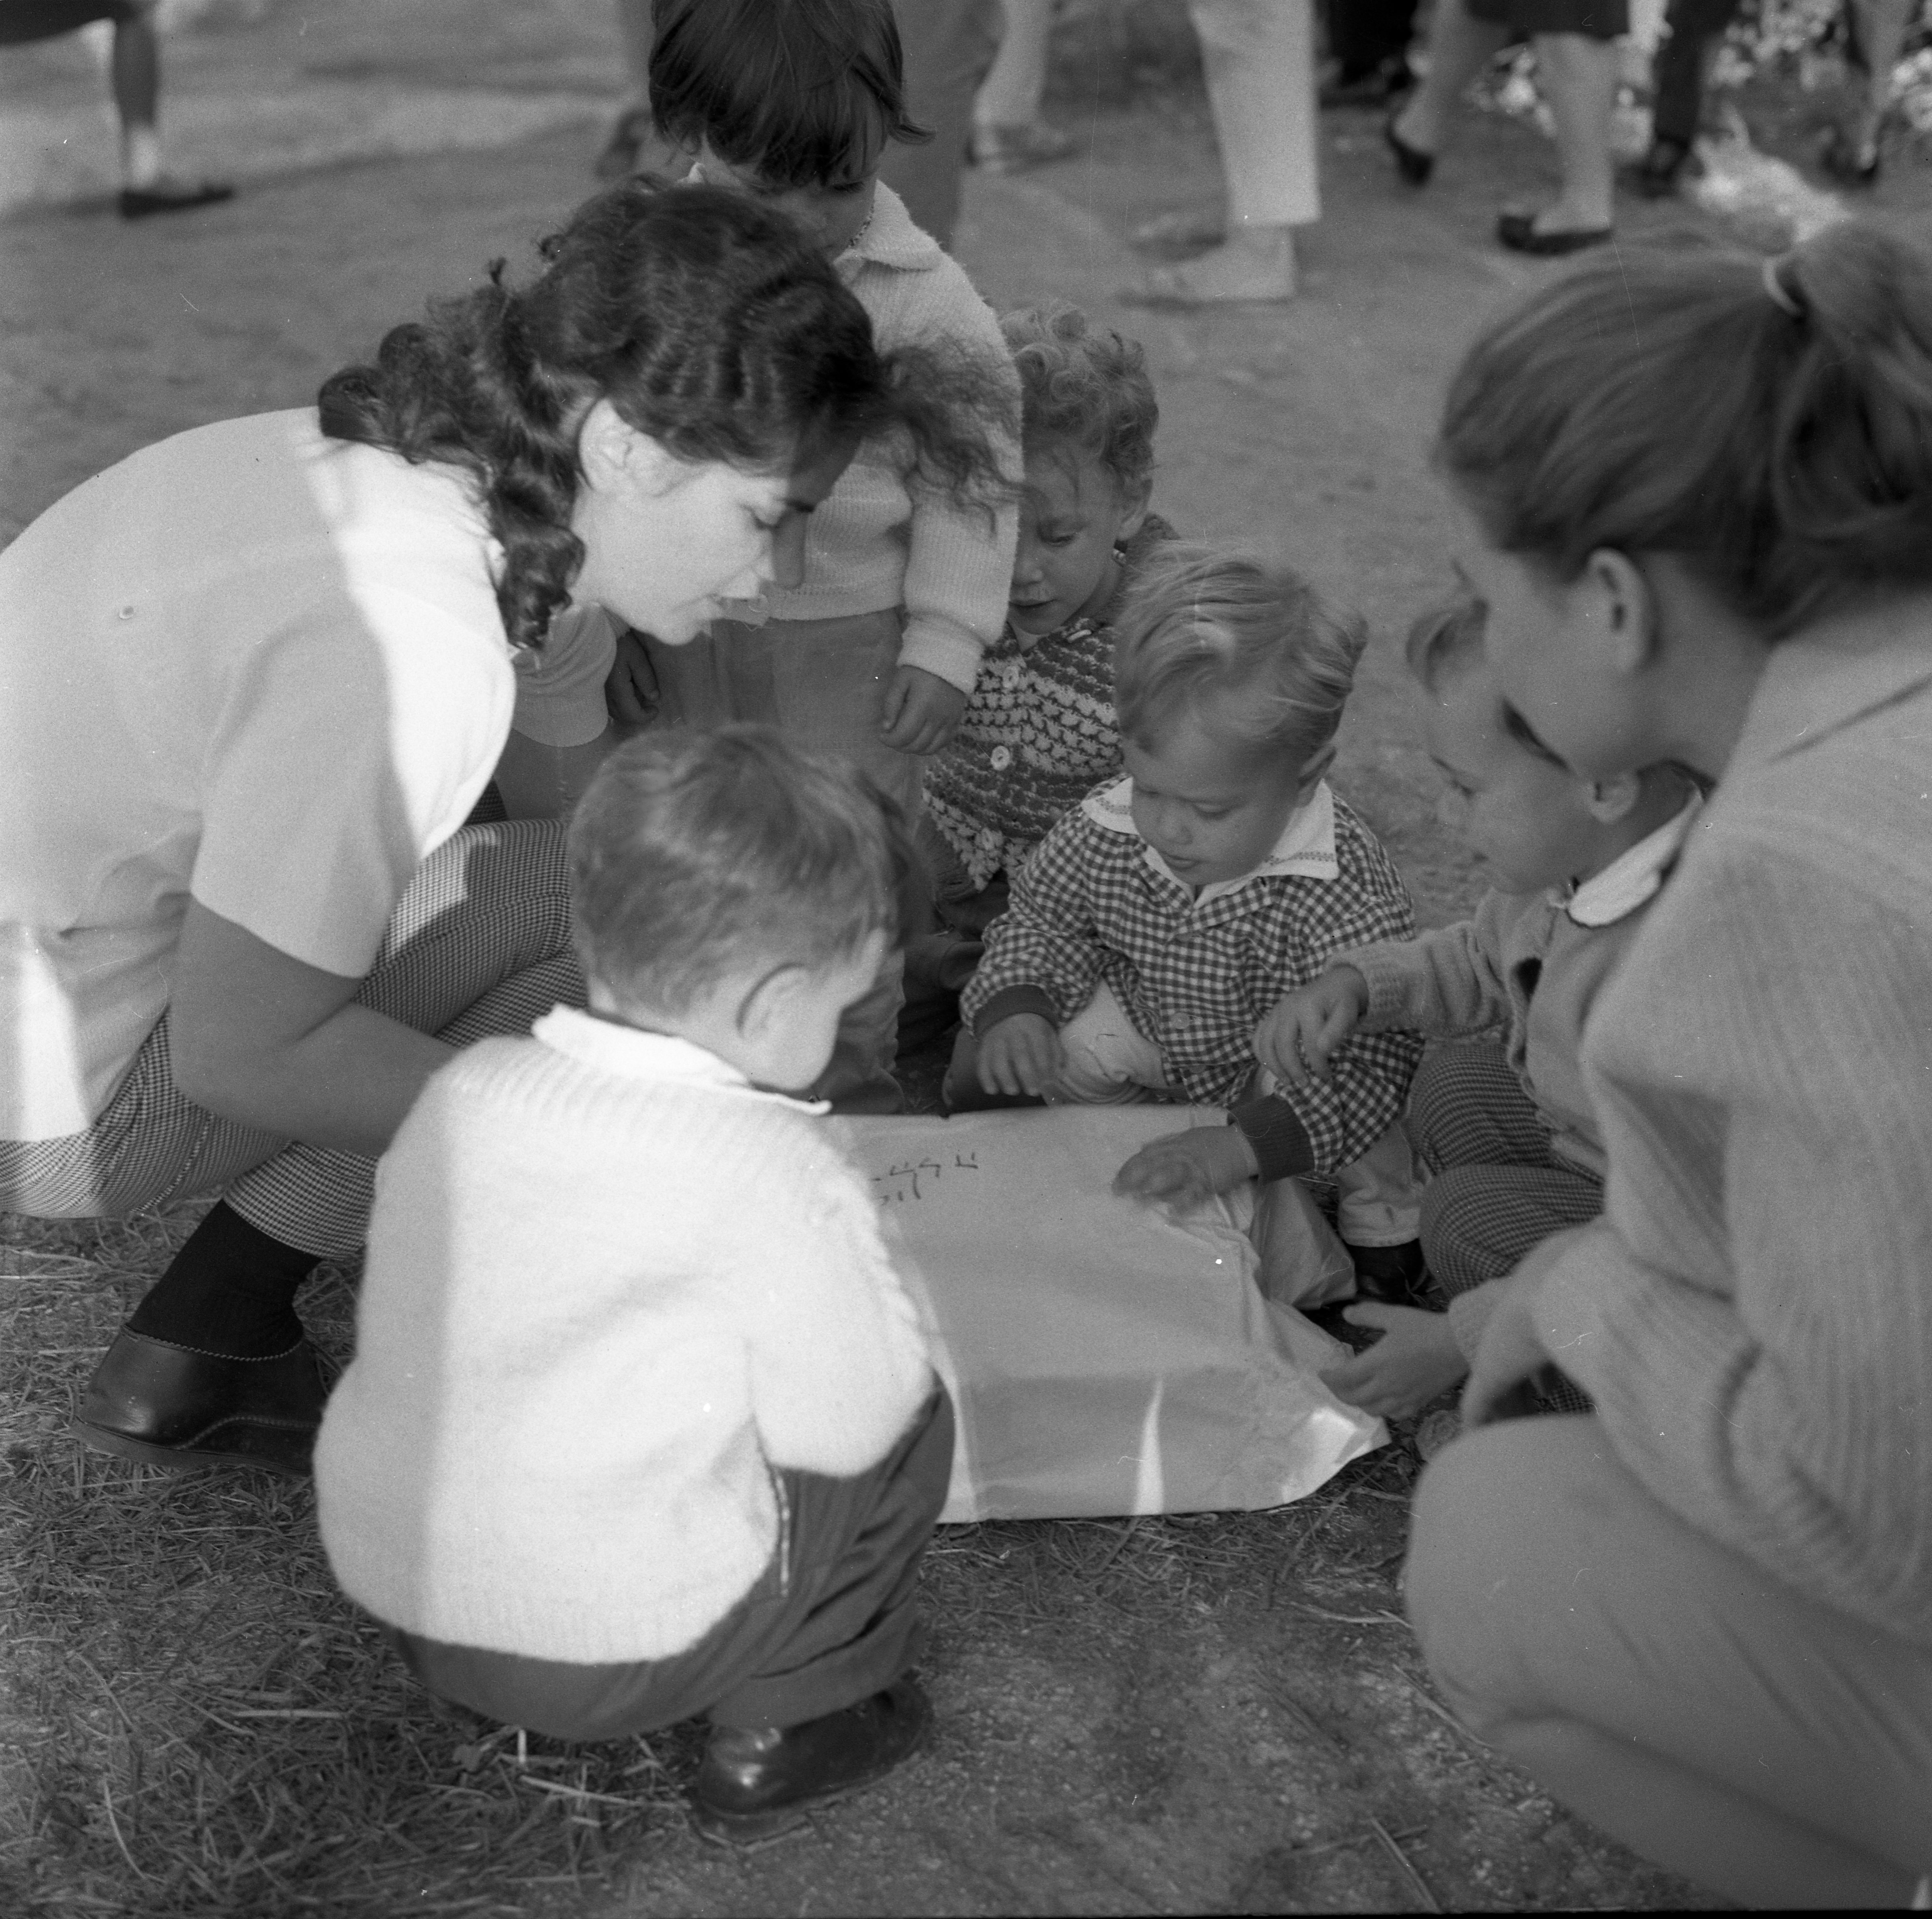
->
[1436, 220, 1932, 638]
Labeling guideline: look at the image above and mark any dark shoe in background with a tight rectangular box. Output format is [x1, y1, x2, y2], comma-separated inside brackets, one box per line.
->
[72, 1326, 328, 1478]
[119, 179, 234, 220]
[1818, 123, 1881, 188]
[1496, 210, 1614, 255]
[1629, 134, 1692, 198]
[693, 1676, 931, 1843]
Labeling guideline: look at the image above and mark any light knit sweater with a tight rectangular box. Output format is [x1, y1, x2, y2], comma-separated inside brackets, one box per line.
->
[314, 1009, 934, 1665]
[1513, 603, 1932, 1646]
[757, 183, 1021, 695]
[1340, 795, 1702, 1184]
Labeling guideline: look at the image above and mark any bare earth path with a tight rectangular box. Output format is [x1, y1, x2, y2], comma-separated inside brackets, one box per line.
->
[14, 5, 1909, 1911]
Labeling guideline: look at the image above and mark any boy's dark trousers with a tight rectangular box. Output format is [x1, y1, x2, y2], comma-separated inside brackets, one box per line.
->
[392, 1389, 954, 1739]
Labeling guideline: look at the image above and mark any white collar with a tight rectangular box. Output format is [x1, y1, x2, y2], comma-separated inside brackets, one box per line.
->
[532, 1006, 829, 1111]
[837, 180, 941, 271]
[1564, 792, 1704, 928]
[1081, 775, 1340, 900]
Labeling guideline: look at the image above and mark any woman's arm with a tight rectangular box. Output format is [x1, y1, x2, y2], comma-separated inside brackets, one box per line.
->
[169, 900, 452, 1157]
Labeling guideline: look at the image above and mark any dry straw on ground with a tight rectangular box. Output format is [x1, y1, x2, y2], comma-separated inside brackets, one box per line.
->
[1, 1186, 1455, 1919]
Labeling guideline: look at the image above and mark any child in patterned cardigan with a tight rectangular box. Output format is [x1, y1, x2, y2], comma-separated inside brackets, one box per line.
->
[904, 305, 1170, 1042]
[922, 303, 1168, 928]
[949, 540, 1429, 1298]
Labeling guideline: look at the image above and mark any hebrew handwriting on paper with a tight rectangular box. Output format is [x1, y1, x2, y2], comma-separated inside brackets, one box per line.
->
[872, 1153, 981, 1206]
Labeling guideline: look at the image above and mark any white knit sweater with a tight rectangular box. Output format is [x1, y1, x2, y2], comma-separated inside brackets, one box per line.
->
[758, 183, 1021, 695]
[314, 1009, 934, 1664]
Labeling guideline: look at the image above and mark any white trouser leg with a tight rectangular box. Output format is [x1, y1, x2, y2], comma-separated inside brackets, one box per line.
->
[1186, 0, 1320, 228]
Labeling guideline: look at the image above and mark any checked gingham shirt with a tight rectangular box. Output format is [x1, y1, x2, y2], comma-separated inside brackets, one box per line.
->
[961, 776, 1424, 1180]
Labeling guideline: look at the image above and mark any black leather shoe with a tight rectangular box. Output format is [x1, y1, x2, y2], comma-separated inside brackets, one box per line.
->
[118, 179, 235, 220]
[72, 1327, 328, 1478]
[1496, 210, 1614, 256]
[1349, 1240, 1433, 1308]
[1384, 112, 1435, 186]
[693, 1676, 931, 1843]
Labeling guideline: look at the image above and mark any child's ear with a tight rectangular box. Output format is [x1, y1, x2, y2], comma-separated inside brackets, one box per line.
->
[735, 963, 807, 1042]
[1112, 475, 1153, 547]
[1585, 770, 1643, 823]
[1583, 548, 1659, 677]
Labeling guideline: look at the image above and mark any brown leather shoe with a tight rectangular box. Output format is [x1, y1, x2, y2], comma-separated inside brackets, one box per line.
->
[72, 1327, 328, 1478]
[693, 1676, 931, 1843]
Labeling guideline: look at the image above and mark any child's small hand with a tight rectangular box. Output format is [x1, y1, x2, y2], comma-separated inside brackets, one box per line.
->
[604, 627, 661, 732]
[1255, 966, 1369, 1092]
[977, 1013, 1064, 1096]
[1112, 1125, 1260, 1212]
[1320, 1304, 1468, 1421]
[880, 666, 969, 755]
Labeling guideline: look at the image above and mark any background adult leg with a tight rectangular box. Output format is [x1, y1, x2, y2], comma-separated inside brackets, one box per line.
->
[971, 0, 1075, 169]
[1528, 29, 1618, 233]
[1841, 0, 1913, 172]
[880, 0, 1004, 248]
[1392, 0, 1512, 157]
[1142, 0, 1316, 302]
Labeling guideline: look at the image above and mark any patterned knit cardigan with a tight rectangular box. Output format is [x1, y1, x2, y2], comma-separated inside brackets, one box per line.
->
[925, 516, 1175, 890]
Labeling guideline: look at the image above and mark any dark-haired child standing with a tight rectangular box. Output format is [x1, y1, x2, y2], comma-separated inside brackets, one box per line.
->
[617, 0, 1022, 1112]
[316, 727, 949, 1843]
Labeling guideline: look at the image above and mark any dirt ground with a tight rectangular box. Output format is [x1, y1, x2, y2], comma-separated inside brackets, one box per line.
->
[6, 5, 1924, 1914]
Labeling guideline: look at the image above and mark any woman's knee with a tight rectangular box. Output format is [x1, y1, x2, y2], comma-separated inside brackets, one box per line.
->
[1404, 1419, 1603, 1737]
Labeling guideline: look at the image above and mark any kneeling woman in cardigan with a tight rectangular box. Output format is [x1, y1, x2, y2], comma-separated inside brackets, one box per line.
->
[1402, 225, 1932, 1907]
[0, 180, 1011, 1479]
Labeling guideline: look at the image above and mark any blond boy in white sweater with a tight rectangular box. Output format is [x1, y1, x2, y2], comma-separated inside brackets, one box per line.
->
[315, 726, 948, 1845]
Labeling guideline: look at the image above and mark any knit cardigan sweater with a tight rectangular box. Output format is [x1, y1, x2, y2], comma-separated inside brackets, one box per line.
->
[757, 183, 1021, 696]
[1513, 603, 1932, 1646]
[314, 1010, 934, 1665]
[1338, 795, 1702, 1184]
[925, 516, 1175, 889]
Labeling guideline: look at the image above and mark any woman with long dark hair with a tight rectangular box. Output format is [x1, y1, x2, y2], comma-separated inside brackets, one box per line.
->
[0, 180, 1011, 1481]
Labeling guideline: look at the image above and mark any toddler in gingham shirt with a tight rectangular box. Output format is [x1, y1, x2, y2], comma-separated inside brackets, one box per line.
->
[948, 541, 1427, 1294]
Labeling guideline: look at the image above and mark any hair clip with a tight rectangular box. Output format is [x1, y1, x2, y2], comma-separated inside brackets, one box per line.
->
[1761, 252, 1805, 320]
